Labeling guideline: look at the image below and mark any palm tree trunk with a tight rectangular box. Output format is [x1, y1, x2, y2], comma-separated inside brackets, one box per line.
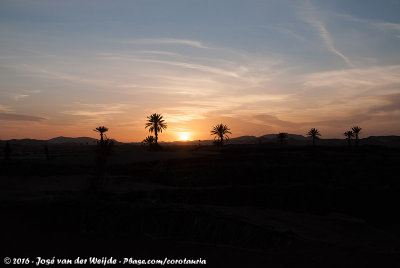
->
[347, 137, 351, 146]
[100, 133, 104, 143]
[312, 136, 315, 146]
[154, 123, 159, 145]
[220, 134, 223, 146]
[355, 134, 359, 147]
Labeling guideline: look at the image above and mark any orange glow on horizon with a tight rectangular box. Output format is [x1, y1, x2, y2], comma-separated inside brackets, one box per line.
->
[177, 132, 191, 141]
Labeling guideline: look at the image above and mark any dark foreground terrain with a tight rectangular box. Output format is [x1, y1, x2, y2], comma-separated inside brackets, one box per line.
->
[1, 143, 400, 267]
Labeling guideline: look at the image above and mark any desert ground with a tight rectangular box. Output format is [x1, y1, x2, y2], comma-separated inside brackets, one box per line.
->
[1, 143, 400, 267]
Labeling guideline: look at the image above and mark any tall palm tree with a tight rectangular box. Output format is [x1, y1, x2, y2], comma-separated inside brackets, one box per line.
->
[211, 123, 231, 146]
[344, 130, 354, 146]
[307, 128, 321, 146]
[145, 113, 167, 145]
[94, 126, 108, 143]
[352, 126, 362, 147]
[277, 132, 288, 145]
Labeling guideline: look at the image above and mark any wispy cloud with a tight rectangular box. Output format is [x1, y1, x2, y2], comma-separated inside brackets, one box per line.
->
[138, 50, 179, 56]
[63, 103, 128, 117]
[368, 93, 400, 113]
[63, 110, 124, 117]
[374, 22, 400, 31]
[15, 64, 112, 87]
[301, 0, 355, 68]
[161, 93, 295, 124]
[121, 38, 209, 49]
[23, 89, 41, 94]
[131, 58, 240, 78]
[302, 65, 400, 92]
[0, 113, 45, 121]
[13, 94, 29, 101]
[335, 13, 400, 38]
[0, 105, 13, 112]
[262, 24, 311, 45]
[283, 65, 400, 126]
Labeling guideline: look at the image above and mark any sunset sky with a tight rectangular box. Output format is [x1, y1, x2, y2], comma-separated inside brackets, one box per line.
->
[1, 0, 400, 142]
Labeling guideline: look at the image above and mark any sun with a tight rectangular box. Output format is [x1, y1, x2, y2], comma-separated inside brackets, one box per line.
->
[178, 132, 190, 141]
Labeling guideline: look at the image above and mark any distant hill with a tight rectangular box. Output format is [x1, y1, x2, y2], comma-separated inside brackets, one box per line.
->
[224, 134, 400, 147]
[0, 139, 47, 146]
[163, 134, 310, 145]
[229, 136, 259, 144]
[261, 134, 308, 141]
[1, 135, 400, 147]
[48, 136, 98, 145]
[228, 134, 308, 145]
[362, 136, 400, 147]
[0, 136, 99, 146]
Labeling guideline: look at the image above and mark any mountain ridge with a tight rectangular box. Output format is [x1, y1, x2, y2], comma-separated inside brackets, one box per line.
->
[1, 135, 400, 147]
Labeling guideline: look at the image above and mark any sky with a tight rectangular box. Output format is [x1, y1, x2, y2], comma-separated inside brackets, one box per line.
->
[1, 0, 400, 142]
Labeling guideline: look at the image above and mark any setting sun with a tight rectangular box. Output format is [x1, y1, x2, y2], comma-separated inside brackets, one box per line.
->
[178, 132, 191, 141]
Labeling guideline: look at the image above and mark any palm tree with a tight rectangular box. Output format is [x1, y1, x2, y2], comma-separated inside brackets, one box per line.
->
[277, 132, 288, 145]
[94, 126, 108, 143]
[210, 123, 231, 146]
[344, 130, 354, 146]
[92, 126, 113, 192]
[352, 126, 362, 147]
[142, 135, 155, 145]
[307, 128, 321, 146]
[343, 130, 354, 146]
[145, 113, 167, 145]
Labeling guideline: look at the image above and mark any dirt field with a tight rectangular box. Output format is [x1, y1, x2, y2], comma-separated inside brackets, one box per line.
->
[1, 144, 400, 267]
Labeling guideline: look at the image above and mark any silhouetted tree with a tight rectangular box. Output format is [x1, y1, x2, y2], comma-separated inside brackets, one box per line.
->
[142, 135, 155, 151]
[90, 127, 113, 192]
[277, 132, 288, 145]
[352, 126, 362, 147]
[143, 135, 155, 144]
[94, 126, 108, 144]
[93, 138, 113, 191]
[344, 130, 354, 147]
[307, 128, 321, 146]
[145, 113, 167, 145]
[211, 124, 231, 146]
[4, 142, 11, 160]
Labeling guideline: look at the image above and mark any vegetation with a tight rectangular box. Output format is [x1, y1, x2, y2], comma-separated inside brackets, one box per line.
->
[277, 132, 288, 145]
[142, 135, 155, 145]
[92, 126, 113, 191]
[3, 122, 400, 267]
[210, 124, 232, 146]
[94, 126, 109, 144]
[344, 130, 354, 146]
[145, 113, 167, 145]
[352, 126, 362, 147]
[307, 128, 321, 146]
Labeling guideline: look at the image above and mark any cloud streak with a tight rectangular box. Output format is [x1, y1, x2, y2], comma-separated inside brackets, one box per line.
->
[302, 0, 355, 68]
[336, 13, 400, 37]
[15, 64, 113, 87]
[0, 113, 45, 121]
[121, 38, 209, 49]
[63, 103, 128, 118]
[0, 105, 13, 113]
